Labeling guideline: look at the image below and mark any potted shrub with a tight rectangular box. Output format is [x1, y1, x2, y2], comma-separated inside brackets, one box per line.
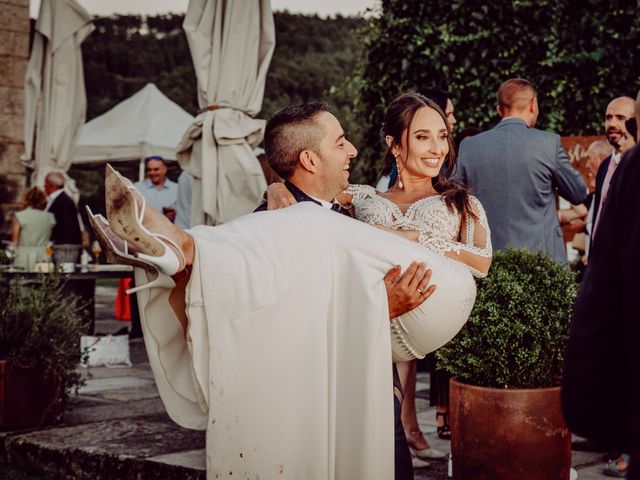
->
[0, 269, 87, 430]
[437, 247, 577, 480]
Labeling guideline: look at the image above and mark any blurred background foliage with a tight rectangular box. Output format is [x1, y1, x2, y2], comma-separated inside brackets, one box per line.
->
[81, 12, 364, 128]
[73, 11, 365, 214]
[76, 2, 640, 193]
[350, 0, 640, 183]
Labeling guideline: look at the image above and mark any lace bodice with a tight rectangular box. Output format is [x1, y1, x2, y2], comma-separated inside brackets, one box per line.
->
[347, 184, 492, 277]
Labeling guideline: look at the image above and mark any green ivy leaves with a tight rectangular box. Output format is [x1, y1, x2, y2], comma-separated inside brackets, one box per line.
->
[350, 0, 640, 185]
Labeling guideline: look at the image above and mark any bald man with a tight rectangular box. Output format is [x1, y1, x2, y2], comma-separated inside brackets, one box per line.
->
[562, 89, 640, 480]
[590, 96, 637, 241]
[456, 78, 587, 263]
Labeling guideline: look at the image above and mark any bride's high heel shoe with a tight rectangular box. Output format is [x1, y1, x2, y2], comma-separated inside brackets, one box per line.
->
[86, 206, 165, 294]
[105, 164, 185, 276]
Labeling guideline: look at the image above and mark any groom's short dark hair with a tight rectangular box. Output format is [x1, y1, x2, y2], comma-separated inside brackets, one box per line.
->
[264, 102, 330, 179]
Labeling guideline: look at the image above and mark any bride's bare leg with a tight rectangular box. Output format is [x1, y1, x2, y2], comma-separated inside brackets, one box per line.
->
[128, 186, 195, 268]
[106, 165, 195, 269]
[168, 268, 191, 334]
[401, 361, 431, 450]
[127, 189, 195, 332]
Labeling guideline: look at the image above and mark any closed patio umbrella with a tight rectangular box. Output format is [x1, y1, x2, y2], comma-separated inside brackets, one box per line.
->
[22, 0, 94, 185]
[177, 0, 275, 226]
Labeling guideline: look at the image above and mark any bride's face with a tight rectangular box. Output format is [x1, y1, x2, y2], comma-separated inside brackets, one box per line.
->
[396, 106, 449, 180]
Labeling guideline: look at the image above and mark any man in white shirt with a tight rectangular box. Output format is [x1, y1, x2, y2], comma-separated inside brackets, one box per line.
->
[134, 156, 178, 222]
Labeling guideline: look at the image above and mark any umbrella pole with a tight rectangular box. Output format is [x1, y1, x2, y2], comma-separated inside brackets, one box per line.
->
[138, 158, 145, 183]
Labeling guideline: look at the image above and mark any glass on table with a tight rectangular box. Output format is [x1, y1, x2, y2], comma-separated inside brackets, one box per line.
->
[91, 241, 102, 263]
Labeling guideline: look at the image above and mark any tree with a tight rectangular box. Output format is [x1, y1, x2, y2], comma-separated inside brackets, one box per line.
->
[75, 13, 365, 215]
[351, 0, 640, 184]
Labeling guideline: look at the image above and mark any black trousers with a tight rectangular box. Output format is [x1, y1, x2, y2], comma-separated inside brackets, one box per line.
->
[393, 365, 413, 480]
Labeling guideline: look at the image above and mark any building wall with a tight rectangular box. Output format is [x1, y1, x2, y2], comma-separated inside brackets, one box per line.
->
[0, 0, 29, 237]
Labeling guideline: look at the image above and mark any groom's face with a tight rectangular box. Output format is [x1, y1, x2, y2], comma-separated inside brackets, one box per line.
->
[312, 112, 358, 197]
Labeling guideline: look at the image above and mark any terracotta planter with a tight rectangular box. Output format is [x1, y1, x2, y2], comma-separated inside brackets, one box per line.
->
[0, 360, 63, 431]
[450, 377, 571, 480]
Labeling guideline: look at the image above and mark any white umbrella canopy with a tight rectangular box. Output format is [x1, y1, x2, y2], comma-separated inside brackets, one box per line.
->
[177, 0, 276, 226]
[71, 83, 195, 166]
[22, 0, 94, 185]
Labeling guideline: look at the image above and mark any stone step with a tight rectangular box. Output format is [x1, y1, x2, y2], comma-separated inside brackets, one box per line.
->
[2, 414, 206, 480]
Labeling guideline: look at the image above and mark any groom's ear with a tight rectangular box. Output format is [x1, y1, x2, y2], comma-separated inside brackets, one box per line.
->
[299, 150, 318, 173]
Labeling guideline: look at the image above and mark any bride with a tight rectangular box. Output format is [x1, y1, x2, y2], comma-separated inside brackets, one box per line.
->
[89, 95, 489, 479]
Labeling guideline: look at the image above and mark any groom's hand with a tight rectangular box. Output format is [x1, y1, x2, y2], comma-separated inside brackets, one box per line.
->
[384, 262, 436, 319]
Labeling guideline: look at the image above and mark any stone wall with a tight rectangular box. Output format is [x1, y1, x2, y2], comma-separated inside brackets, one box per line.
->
[0, 0, 29, 237]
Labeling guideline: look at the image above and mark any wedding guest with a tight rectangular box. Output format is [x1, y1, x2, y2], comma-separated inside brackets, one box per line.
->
[589, 97, 636, 242]
[585, 140, 614, 193]
[11, 187, 55, 270]
[44, 171, 82, 247]
[134, 156, 178, 222]
[456, 78, 587, 263]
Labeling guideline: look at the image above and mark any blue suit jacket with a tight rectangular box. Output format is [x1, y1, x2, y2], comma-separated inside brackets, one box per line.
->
[456, 118, 587, 263]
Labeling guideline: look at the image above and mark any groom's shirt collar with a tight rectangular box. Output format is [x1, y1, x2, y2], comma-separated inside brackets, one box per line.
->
[285, 181, 334, 208]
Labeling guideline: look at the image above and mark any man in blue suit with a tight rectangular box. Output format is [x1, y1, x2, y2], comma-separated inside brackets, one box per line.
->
[456, 78, 587, 263]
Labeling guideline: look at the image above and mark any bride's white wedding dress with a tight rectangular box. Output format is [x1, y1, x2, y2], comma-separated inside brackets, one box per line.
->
[347, 184, 492, 362]
[134, 191, 490, 479]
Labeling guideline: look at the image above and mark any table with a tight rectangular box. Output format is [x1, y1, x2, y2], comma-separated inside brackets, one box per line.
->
[1, 265, 134, 334]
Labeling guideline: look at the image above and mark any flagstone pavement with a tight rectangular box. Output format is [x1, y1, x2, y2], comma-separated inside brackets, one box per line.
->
[0, 286, 611, 479]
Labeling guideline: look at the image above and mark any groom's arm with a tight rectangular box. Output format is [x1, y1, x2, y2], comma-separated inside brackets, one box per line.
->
[384, 262, 435, 319]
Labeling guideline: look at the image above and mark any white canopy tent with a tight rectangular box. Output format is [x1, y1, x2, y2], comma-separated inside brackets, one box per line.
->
[71, 83, 195, 180]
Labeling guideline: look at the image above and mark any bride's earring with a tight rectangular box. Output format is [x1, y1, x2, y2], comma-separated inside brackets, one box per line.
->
[395, 155, 404, 189]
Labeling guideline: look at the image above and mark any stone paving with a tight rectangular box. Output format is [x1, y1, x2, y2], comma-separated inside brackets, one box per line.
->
[0, 286, 612, 479]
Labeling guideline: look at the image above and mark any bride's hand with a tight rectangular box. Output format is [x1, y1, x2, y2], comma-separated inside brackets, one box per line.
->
[266, 183, 296, 210]
[374, 225, 419, 242]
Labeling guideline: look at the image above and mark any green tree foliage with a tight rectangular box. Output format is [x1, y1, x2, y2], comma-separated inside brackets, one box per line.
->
[352, 0, 640, 184]
[77, 12, 364, 214]
[263, 12, 364, 134]
[82, 12, 364, 123]
[82, 14, 197, 120]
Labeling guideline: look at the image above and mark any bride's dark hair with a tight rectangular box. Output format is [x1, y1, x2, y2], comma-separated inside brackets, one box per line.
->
[380, 92, 476, 220]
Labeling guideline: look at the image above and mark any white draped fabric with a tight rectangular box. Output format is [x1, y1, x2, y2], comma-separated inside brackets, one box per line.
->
[71, 83, 194, 166]
[177, 0, 276, 226]
[135, 204, 475, 479]
[22, 0, 94, 184]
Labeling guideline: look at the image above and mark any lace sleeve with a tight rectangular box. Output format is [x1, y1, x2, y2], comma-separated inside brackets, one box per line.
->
[417, 196, 492, 277]
[345, 184, 376, 204]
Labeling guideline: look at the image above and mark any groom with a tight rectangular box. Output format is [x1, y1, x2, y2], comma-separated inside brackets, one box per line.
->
[257, 102, 434, 480]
